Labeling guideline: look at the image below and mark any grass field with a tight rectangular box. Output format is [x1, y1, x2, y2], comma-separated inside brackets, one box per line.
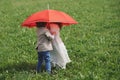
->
[0, 0, 120, 80]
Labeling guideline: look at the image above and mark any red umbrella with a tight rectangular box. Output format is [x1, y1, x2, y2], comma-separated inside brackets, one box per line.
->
[21, 9, 78, 28]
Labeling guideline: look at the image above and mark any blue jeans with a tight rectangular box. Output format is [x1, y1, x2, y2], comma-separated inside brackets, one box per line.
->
[36, 51, 51, 74]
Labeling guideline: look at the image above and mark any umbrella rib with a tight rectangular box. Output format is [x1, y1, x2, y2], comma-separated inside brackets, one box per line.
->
[48, 10, 50, 22]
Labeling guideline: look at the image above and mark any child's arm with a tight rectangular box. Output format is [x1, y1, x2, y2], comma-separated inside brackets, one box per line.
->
[45, 31, 54, 40]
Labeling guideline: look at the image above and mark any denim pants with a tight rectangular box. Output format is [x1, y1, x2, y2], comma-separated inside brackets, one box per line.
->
[36, 51, 51, 74]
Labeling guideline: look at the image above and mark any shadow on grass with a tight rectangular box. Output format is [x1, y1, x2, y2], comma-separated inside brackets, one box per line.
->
[0, 62, 37, 73]
[0, 62, 58, 74]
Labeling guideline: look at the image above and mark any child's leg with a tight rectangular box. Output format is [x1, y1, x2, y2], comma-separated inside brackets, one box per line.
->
[44, 51, 51, 74]
[36, 52, 44, 73]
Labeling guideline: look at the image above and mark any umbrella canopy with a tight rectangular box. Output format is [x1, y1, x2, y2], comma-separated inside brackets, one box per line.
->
[21, 9, 78, 28]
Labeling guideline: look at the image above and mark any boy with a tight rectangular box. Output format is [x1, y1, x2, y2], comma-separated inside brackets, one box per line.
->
[36, 22, 54, 74]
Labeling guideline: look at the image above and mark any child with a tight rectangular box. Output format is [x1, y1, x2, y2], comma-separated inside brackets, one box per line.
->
[47, 23, 71, 69]
[35, 22, 54, 74]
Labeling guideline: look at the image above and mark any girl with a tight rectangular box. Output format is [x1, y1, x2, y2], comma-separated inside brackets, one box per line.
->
[47, 23, 71, 69]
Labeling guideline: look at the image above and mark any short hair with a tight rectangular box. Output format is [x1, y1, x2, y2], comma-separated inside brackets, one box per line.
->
[36, 22, 47, 28]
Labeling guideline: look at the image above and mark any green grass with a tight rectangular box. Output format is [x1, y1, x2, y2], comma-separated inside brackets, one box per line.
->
[0, 0, 120, 80]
